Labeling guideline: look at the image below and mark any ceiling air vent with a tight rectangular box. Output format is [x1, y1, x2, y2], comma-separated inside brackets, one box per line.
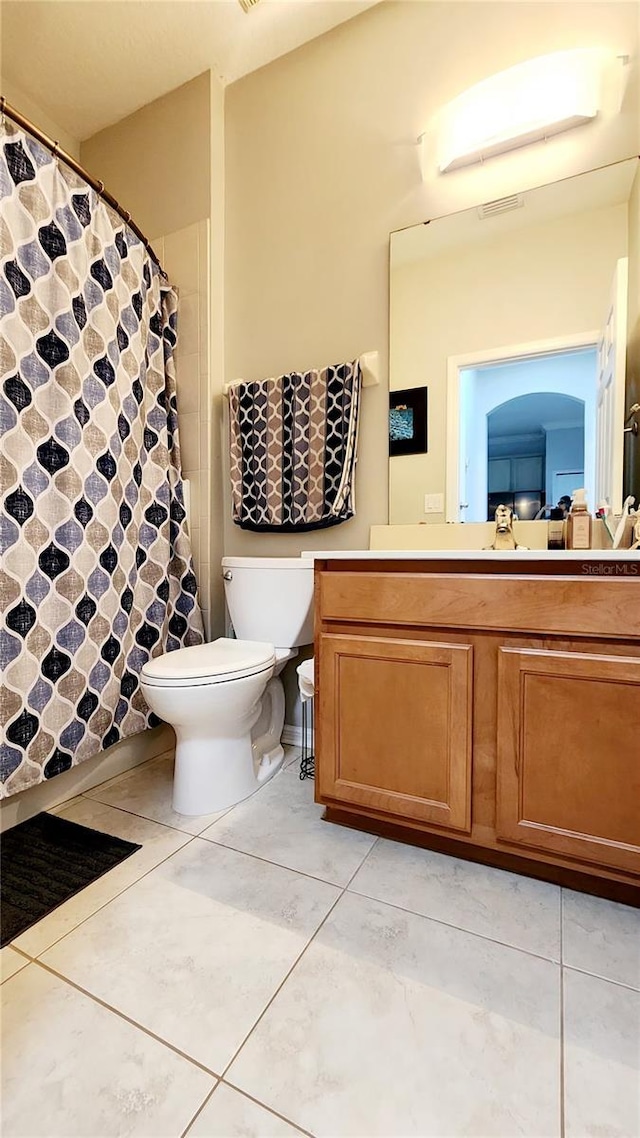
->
[238, 0, 261, 11]
[477, 194, 524, 220]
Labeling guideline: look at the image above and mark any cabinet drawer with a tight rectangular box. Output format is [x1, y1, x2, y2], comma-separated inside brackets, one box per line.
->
[317, 633, 473, 832]
[319, 571, 639, 639]
[496, 647, 640, 874]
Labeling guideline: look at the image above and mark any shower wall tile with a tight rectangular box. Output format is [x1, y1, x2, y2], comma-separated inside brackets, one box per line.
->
[180, 412, 201, 474]
[176, 352, 200, 415]
[176, 294, 199, 358]
[164, 224, 199, 296]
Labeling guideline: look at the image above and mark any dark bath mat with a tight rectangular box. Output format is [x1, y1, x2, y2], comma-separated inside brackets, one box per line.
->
[1, 812, 141, 947]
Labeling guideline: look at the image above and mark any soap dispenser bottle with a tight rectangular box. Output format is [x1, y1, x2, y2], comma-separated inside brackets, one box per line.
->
[566, 489, 593, 550]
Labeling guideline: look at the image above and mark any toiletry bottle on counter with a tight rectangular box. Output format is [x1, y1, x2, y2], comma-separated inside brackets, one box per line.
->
[566, 489, 592, 550]
[547, 508, 566, 550]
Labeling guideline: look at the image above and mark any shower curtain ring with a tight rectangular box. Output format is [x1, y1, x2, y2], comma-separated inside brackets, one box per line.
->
[52, 140, 60, 160]
[0, 97, 5, 127]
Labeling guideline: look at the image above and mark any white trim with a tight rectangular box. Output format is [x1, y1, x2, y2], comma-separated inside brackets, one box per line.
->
[445, 332, 599, 522]
[224, 351, 379, 396]
[281, 723, 303, 747]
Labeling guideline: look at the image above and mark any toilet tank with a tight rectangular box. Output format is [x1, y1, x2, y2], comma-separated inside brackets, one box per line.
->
[222, 557, 314, 648]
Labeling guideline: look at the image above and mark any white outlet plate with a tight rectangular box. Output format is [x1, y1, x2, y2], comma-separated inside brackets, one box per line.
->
[424, 493, 444, 513]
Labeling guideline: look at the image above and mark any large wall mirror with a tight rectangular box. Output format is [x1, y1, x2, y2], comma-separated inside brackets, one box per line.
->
[389, 157, 639, 525]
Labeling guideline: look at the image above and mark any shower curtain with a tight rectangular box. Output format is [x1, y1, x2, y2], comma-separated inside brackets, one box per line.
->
[0, 123, 204, 798]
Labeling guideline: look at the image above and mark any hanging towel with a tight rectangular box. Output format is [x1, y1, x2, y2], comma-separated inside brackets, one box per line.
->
[228, 360, 361, 532]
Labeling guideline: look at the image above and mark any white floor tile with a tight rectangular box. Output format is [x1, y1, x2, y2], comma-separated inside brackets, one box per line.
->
[187, 1083, 303, 1137]
[284, 746, 303, 770]
[228, 891, 561, 1138]
[562, 889, 640, 990]
[12, 798, 191, 958]
[564, 968, 640, 1138]
[201, 764, 376, 886]
[1, 964, 213, 1137]
[42, 839, 339, 1073]
[86, 753, 231, 834]
[350, 839, 561, 959]
[1, 947, 28, 984]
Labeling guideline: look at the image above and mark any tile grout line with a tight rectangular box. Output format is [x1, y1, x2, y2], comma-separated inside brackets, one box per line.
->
[82, 790, 232, 837]
[82, 748, 176, 795]
[179, 1081, 220, 1138]
[561, 962, 640, 994]
[196, 831, 374, 890]
[178, 801, 368, 1138]
[11, 755, 291, 957]
[221, 1080, 315, 1137]
[34, 955, 221, 1080]
[346, 883, 563, 966]
[217, 834, 381, 1087]
[12, 833, 199, 960]
[179, 1080, 314, 1138]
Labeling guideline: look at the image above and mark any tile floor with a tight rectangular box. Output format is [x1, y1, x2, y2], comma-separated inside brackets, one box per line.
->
[2, 747, 639, 1138]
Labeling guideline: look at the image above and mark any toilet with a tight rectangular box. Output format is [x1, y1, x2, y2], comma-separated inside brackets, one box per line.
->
[140, 556, 314, 815]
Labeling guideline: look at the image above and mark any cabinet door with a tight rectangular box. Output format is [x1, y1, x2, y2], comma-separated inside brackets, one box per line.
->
[317, 633, 473, 832]
[496, 647, 640, 873]
[513, 455, 543, 491]
[488, 459, 512, 492]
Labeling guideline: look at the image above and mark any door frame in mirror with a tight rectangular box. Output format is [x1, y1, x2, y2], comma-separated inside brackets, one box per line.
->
[445, 331, 599, 522]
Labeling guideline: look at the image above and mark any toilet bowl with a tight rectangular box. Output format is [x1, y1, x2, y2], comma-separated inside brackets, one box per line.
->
[140, 557, 314, 814]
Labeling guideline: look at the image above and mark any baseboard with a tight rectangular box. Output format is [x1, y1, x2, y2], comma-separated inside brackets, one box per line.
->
[281, 723, 303, 747]
[0, 724, 174, 833]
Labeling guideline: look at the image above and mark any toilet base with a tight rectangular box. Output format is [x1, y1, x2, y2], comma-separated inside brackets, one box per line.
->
[171, 674, 287, 815]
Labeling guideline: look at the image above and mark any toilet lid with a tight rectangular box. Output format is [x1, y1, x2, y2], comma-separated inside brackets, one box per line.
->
[141, 638, 276, 686]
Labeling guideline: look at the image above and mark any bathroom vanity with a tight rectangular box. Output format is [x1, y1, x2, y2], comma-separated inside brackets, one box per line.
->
[312, 552, 640, 904]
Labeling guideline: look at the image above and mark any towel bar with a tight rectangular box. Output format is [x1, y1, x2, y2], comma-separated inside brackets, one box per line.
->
[223, 350, 379, 397]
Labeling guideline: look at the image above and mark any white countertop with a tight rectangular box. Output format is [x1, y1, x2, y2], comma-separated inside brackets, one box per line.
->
[301, 548, 640, 562]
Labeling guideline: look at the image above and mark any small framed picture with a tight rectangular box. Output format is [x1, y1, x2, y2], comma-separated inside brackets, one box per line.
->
[389, 386, 428, 456]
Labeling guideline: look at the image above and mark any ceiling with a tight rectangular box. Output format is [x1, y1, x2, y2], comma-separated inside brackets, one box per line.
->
[488, 392, 585, 439]
[1, 0, 380, 141]
[391, 156, 639, 266]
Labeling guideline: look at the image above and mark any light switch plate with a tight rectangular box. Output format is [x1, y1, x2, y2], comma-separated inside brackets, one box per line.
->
[424, 493, 444, 513]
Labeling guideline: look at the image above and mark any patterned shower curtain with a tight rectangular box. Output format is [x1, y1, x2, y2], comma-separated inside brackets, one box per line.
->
[0, 123, 204, 798]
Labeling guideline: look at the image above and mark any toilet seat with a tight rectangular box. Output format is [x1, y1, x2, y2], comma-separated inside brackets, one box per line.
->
[141, 638, 275, 688]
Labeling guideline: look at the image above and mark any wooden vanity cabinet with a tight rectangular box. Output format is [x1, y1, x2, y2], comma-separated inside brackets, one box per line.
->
[315, 560, 640, 902]
[495, 645, 640, 874]
[317, 633, 473, 831]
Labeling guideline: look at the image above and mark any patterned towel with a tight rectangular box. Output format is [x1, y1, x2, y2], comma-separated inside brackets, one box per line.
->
[228, 360, 361, 532]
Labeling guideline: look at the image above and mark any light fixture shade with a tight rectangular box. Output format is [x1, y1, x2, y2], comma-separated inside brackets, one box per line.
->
[436, 49, 604, 174]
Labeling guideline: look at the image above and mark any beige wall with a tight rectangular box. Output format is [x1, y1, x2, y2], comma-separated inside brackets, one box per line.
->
[0, 76, 81, 159]
[389, 201, 628, 523]
[224, 0, 639, 557]
[81, 72, 211, 240]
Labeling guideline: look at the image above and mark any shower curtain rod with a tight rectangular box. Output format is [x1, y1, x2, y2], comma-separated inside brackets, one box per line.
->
[0, 95, 164, 272]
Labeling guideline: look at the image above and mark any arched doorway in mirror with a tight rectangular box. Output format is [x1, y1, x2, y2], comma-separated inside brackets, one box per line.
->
[449, 340, 600, 523]
[486, 389, 587, 523]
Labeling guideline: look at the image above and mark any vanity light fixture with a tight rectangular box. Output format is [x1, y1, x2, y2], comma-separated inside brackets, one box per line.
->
[434, 49, 606, 174]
